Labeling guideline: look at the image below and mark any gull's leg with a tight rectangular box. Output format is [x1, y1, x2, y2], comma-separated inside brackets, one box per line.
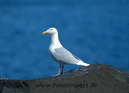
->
[61, 65, 64, 74]
[57, 64, 61, 75]
[53, 64, 61, 76]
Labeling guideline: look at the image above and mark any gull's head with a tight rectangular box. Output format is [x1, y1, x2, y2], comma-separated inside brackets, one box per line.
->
[42, 27, 58, 36]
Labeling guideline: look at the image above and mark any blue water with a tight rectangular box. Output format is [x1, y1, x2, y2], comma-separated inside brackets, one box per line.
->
[0, 0, 129, 79]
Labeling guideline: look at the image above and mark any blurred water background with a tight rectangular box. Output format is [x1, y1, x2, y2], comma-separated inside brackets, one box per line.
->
[0, 0, 129, 79]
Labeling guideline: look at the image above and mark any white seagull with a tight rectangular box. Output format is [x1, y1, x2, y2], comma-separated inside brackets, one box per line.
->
[42, 27, 90, 76]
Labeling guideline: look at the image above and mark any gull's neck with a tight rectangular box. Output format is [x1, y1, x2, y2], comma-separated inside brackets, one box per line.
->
[50, 33, 62, 48]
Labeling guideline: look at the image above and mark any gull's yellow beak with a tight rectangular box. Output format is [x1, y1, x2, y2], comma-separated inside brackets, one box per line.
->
[42, 31, 49, 35]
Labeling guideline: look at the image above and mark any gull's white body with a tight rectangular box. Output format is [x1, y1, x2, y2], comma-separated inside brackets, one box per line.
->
[43, 27, 90, 75]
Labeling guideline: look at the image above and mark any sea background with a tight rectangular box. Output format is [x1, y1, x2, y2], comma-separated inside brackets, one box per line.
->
[0, 0, 129, 80]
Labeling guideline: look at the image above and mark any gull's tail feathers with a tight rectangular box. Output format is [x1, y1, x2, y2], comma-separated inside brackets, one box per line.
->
[76, 60, 90, 66]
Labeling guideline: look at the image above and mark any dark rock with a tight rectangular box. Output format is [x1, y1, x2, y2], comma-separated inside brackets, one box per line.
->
[0, 63, 129, 93]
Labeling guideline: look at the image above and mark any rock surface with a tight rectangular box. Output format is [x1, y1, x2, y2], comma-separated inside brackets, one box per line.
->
[0, 63, 129, 93]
